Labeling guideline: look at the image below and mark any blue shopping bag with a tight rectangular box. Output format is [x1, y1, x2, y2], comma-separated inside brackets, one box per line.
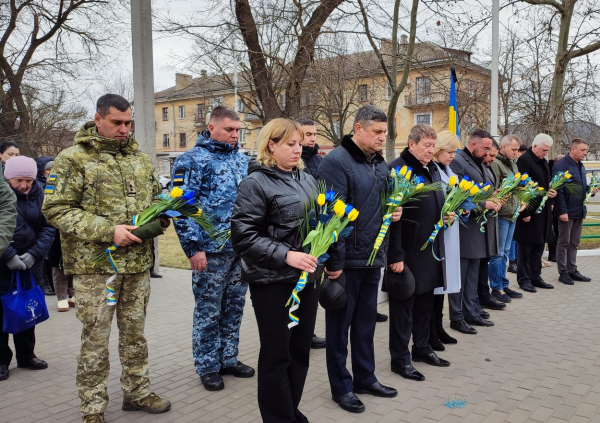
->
[1, 269, 49, 334]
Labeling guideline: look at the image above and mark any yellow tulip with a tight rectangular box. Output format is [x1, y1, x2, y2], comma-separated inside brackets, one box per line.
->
[348, 209, 359, 221]
[521, 174, 528, 180]
[538, 187, 544, 191]
[565, 174, 572, 179]
[470, 186, 480, 195]
[405, 170, 412, 180]
[416, 183, 424, 190]
[483, 184, 491, 191]
[449, 176, 457, 186]
[390, 169, 396, 178]
[333, 200, 346, 217]
[515, 172, 521, 179]
[459, 179, 466, 189]
[317, 193, 325, 206]
[170, 187, 183, 198]
[193, 209, 203, 216]
[400, 165, 408, 176]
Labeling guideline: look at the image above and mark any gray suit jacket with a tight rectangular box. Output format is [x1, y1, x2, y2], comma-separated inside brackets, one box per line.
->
[449, 149, 489, 259]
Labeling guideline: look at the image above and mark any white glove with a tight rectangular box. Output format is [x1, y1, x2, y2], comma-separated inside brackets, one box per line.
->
[19, 253, 35, 268]
[6, 255, 26, 270]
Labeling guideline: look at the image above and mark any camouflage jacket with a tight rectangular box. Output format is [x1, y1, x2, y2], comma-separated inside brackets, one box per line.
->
[42, 122, 161, 275]
[0, 174, 16, 256]
[172, 131, 248, 255]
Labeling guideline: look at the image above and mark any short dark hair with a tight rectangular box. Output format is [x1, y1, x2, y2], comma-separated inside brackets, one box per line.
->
[492, 139, 500, 150]
[0, 141, 19, 154]
[354, 105, 387, 128]
[209, 105, 239, 123]
[295, 117, 315, 127]
[408, 124, 437, 144]
[570, 138, 588, 148]
[469, 129, 494, 143]
[518, 144, 527, 152]
[96, 94, 131, 117]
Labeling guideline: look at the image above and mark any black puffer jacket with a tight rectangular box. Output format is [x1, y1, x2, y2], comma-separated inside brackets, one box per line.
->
[317, 135, 389, 268]
[231, 161, 318, 285]
[0, 181, 55, 294]
[301, 144, 324, 177]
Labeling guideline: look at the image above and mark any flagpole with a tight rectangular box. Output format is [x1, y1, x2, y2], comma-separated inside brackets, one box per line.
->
[490, 0, 499, 139]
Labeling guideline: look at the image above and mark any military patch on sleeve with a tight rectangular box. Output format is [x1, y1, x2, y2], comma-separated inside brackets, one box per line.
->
[173, 172, 185, 186]
[44, 184, 56, 194]
[48, 174, 57, 183]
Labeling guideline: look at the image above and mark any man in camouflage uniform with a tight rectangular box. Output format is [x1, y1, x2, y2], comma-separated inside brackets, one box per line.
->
[42, 94, 170, 423]
[172, 106, 253, 391]
[0, 174, 16, 255]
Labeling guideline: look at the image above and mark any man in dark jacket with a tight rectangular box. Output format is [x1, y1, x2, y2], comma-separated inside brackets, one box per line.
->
[553, 138, 596, 284]
[318, 105, 401, 413]
[172, 106, 253, 391]
[514, 134, 557, 292]
[387, 124, 451, 383]
[448, 130, 500, 335]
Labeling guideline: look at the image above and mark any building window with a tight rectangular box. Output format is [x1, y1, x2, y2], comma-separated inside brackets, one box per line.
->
[414, 113, 432, 126]
[358, 84, 368, 102]
[386, 82, 393, 100]
[162, 107, 169, 121]
[416, 77, 431, 104]
[178, 105, 185, 119]
[196, 104, 205, 122]
[162, 134, 170, 147]
[210, 97, 223, 110]
[238, 129, 247, 145]
[237, 99, 245, 113]
[333, 121, 341, 137]
[179, 133, 187, 148]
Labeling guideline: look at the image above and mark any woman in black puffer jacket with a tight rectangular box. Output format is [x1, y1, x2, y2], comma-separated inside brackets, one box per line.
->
[232, 118, 338, 423]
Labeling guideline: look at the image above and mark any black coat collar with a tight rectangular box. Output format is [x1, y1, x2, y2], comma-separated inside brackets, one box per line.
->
[399, 147, 437, 175]
[341, 135, 384, 164]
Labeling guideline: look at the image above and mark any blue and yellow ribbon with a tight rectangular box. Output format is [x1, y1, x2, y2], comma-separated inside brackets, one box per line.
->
[287, 271, 308, 329]
[104, 244, 120, 306]
[367, 213, 392, 266]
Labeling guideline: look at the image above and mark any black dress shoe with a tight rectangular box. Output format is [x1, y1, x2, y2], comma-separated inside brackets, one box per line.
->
[548, 255, 556, 262]
[491, 289, 512, 303]
[332, 392, 365, 413]
[201, 372, 224, 391]
[0, 365, 8, 381]
[450, 320, 477, 334]
[311, 334, 326, 349]
[17, 357, 48, 370]
[376, 313, 388, 322]
[570, 271, 591, 282]
[391, 364, 425, 381]
[520, 283, 537, 293]
[507, 260, 517, 273]
[354, 381, 397, 398]
[476, 305, 490, 319]
[412, 352, 450, 367]
[559, 272, 574, 285]
[479, 296, 506, 310]
[219, 361, 255, 378]
[465, 316, 494, 327]
[150, 270, 163, 278]
[42, 285, 56, 296]
[532, 279, 554, 289]
[504, 287, 523, 298]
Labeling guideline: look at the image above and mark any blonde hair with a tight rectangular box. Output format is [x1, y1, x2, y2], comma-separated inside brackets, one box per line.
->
[256, 118, 305, 169]
[433, 130, 461, 160]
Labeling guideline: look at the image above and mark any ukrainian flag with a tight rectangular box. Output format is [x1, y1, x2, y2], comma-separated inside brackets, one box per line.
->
[449, 67, 460, 139]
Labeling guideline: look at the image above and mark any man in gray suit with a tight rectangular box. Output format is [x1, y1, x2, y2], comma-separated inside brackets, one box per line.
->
[448, 130, 500, 335]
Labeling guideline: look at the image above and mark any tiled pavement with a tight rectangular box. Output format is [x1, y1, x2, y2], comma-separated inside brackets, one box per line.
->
[2, 256, 600, 423]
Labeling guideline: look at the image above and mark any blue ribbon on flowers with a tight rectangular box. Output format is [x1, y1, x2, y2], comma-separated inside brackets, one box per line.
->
[287, 271, 308, 329]
[104, 244, 120, 306]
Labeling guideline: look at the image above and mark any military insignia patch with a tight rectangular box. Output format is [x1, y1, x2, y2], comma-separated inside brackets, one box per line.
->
[126, 180, 136, 197]
[173, 172, 185, 186]
[44, 185, 56, 194]
[48, 174, 57, 183]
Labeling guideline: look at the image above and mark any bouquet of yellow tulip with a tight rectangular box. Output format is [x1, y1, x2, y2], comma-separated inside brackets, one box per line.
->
[421, 174, 475, 259]
[287, 182, 358, 329]
[536, 170, 577, 214]
[91, 186, 216, 305]
[584, 174, 600, 206]
[366, 165, 441, 266]
[511, 181, 545, 221]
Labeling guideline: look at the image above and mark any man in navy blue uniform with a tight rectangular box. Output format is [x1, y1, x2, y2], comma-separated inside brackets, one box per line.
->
[172, 106, 253, 391]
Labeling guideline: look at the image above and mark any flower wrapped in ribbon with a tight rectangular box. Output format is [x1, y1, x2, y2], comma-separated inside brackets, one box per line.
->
[366, 165, 441, 266]
[287, 182, 358, 329]
[536, 170, 579, 214]
[421, 175, 474, 259]
[511, 181, 544, 221]
[92, 187, 216, 305]
[584, 174, 600, 206]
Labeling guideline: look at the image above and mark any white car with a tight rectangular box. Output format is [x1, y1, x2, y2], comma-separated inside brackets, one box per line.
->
[158, 175, 171, 190]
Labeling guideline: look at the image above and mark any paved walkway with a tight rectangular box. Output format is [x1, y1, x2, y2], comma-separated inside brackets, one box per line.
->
[2, 257, 600, 423]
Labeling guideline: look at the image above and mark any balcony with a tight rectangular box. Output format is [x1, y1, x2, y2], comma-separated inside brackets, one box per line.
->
[244, 112, 263, 122]
[404, 92, 447, 109]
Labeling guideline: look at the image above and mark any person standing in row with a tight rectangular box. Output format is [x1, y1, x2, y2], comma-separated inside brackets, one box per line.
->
[554, 139, 596, 285]
[43, 94, 170, 423]
[0, 141, 20, 171]
[318, 105, 401, 413]
[232, 118, 325, 423]
[514, 134, 557, 293]
[172, 106, 254, 391]
[0, 171, 16, 256]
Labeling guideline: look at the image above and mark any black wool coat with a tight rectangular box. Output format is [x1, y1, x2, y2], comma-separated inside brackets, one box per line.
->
[514, 148, 553, 244]
[387, 148, 445, 294]
[301, 145, 324, 178]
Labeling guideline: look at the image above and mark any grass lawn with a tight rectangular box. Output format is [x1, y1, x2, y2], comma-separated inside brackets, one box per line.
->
[158, 226, 190, 269]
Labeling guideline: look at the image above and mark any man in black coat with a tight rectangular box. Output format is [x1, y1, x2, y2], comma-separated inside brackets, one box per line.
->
[514, 134, 557, 292]
[448, 130, 500, 335]
[318, 105, 401, 413]
[387, 124, 451, 383]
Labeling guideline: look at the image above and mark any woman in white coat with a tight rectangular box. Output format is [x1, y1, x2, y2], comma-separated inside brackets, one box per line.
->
[429, 131, 462, 349]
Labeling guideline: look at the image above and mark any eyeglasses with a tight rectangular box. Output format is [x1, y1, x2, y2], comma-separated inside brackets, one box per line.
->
[482, 146, 492, 152]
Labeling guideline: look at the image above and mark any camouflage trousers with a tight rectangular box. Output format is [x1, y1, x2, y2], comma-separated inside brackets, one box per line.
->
[73, 271, 151, 416]
[192, 252, 248, 376]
